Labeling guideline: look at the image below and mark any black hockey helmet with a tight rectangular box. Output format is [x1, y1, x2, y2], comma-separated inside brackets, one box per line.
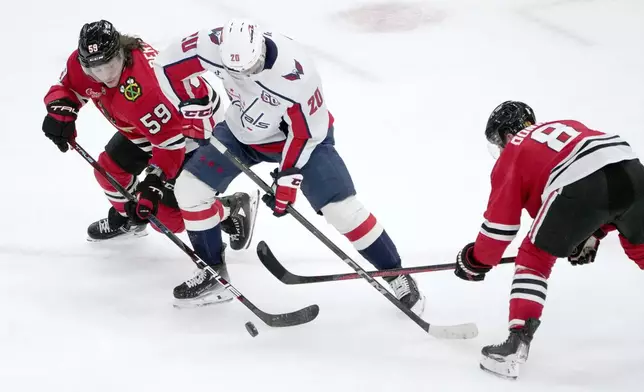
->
[485, 101, 536, 148]
[77, 20, 120, 68]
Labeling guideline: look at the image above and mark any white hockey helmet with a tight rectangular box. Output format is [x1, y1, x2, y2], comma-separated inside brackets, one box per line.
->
[219, 19, 266, 77]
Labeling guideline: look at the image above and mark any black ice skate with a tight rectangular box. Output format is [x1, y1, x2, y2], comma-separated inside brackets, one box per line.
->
[219, 190, 259, 251]
[87, 207, 148, 242]
[384, 274, 426, 316]
[173, 244, 233, 308]
[480, 318, 541, 380]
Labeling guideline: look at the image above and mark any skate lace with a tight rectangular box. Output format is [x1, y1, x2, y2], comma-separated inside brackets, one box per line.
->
[491, 331, 517, 348]
[99, 219, 113, 234]
[185, 269, 209, 288]
[490, 338, 509, 348]
[390, 275, 412, 299]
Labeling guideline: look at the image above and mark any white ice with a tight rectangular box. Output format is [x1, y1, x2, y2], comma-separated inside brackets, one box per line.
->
[3, 0, 644, 390]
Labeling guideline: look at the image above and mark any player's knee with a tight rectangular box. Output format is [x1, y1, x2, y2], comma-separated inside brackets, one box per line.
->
[94, 152, 121, 187]
[175, 170, 217, 209]
[320, 195, 370, 233]
[517, 238, 557, 278]
[154, 204, 185, 233]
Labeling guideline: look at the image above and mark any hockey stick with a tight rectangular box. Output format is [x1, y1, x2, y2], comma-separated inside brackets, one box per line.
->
[71, 141, 319, 328]
[210, 138, 478, 339]
[258, 247, 516, 285]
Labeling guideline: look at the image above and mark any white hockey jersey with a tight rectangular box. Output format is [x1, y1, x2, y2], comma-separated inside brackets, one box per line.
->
[153, 28, 334, 171]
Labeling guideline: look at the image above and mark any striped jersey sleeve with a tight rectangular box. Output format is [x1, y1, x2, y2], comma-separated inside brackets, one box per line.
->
[473, 151, 524, 265]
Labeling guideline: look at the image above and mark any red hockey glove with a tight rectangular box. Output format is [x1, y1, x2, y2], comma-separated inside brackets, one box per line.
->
[42, 98, 79, 153]
[125, 166, 165, 223]
[568, 228, 607, 266]
[261, 168, 303, 217]
[178, 95, 219, 119]
[455, 242, 492, 282]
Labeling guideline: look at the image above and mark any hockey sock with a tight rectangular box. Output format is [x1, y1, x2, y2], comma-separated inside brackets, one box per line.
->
[508, 266, 547, 329]
[181, 199, 225, 266]
[321, 196, 402, 270]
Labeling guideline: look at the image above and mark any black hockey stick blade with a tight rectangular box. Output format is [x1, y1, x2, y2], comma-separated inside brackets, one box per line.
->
[72, 141, 319, 329]
[257, 241, 478, 339]
[214, 274, 320, 327]
[257, 241, 301, 284]
[257, 241, 515, 285]
[252, 300, 320, 327]
[212, 137, 475, 338]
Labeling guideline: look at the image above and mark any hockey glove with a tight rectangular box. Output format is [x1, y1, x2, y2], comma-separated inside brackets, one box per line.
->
[125, 165, 166, 223]
[178, 95, 219, 119]
[455, 242, 492, 282]
[568, 228, 607, 266]
[262, 168, 303, 217]
[42, 98, 79, 152]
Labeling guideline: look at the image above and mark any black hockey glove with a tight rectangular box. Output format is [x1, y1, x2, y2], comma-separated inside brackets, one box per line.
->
[42, 98, 79, 152]
[455, 242, 492, 282]
[124, 166, 166, 223]
[568, 228, 607, 266]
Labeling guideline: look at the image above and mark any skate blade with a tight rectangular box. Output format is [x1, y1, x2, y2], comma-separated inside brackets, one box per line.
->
[172, 291, 234, 309]
[479, 355, 520, 380]
[86, 229, 149, 243]
[394, 293, 426, 319]
[411, 293, 426, 318]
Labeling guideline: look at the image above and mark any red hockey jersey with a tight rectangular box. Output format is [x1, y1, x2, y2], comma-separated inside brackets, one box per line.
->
[474, 120, 637, 265]
[44, 41, 217, 179]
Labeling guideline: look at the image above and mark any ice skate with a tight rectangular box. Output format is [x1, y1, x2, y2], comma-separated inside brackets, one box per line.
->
[220, 190, 259, 250]
[384, 274, 426, 317]
[173, 244, 233, 308]
[87, 207, 148, 242]
[480, 318, 541, 380]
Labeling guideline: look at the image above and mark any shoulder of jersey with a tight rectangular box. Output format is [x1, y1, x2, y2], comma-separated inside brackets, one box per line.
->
[197, 27, 225, 66]
[262, 33, 314, 84]
[61, 49, 105, 99]
[115, 49, 164, 104]
[64, 49, 89, 77]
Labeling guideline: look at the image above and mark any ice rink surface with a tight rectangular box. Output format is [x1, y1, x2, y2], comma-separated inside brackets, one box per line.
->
[2, 0, 643, 390]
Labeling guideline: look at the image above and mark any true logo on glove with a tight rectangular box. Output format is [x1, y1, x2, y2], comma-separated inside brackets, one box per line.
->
[49, 104, 78, 115]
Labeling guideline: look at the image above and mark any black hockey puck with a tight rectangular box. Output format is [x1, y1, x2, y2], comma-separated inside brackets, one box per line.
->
[245, 321, 259, 337]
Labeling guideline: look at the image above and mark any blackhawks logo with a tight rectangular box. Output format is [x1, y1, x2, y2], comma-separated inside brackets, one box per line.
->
[120, 77, 142, 101]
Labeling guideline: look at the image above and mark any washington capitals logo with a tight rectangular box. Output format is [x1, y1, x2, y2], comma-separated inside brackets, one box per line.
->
[209, 27, 223, 45]
[282, 59, 304, 81]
